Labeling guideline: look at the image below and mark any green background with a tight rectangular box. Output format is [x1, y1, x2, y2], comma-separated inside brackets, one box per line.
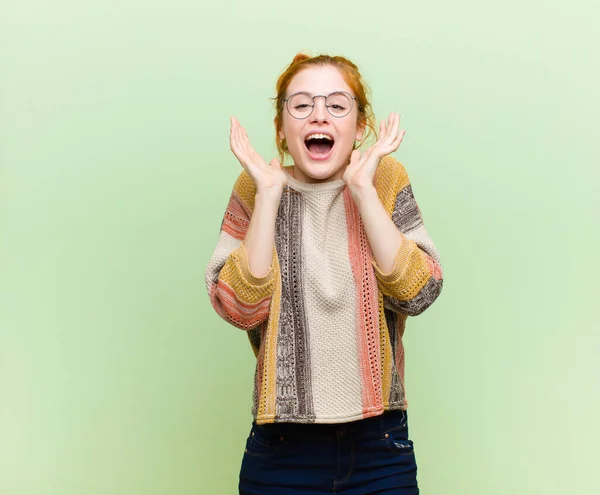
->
[2, 1, 598, 494]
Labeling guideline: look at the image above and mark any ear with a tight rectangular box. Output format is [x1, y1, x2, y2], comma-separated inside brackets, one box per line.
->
[275, 118, 285, 141]
[355, 121, 366, 142]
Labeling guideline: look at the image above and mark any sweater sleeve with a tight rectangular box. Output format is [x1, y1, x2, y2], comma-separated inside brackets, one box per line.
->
[205, 173, 278, 330]
[372, 167, 444, 316]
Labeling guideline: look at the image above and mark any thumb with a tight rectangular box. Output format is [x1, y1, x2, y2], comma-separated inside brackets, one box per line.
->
[349, 149, 361, 166]
[270, 158, 282, 170]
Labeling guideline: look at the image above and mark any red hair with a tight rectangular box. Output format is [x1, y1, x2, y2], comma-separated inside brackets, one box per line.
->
[273, 53, 377, 164]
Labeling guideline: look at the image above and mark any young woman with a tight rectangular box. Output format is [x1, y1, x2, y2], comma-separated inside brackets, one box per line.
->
[206, 53, 444, 494]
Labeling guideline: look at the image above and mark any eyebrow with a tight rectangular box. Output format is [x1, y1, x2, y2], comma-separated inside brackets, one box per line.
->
[286, 90, 352, 97]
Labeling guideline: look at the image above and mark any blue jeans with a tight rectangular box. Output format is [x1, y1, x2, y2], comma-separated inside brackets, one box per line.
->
[239, 409, 419, 494]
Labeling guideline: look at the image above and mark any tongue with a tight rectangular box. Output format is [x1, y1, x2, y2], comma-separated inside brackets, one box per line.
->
[307, 141, 332, 155]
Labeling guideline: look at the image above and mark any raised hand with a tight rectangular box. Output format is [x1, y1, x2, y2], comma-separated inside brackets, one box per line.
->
[343, 112, 406, 193]
[230, 116, 287, 196]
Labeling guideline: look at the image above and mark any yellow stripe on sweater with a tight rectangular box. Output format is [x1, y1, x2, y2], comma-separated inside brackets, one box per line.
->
[374, 156, 410, 215]
[218, 246, 276, 304]
[233, 171, 257, 215]
[379, 293, 393, 406]
[374, 239, 431, 300]
[256, 254, 281, 424]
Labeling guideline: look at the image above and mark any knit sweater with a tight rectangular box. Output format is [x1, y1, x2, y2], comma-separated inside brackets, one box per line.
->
[205, 156, 443, 425]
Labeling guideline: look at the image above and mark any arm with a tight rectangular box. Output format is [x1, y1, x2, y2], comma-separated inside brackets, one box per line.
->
[243, 190, 282, 277]
[352, 165, 443, 316]
[205, 174, 278, 330]
[351, 185, 403, 275]
[229, 116, 286, 277]
[371, 174, 443, 316]
[344, 113, 443, 316]
[204, 117, 287, 330]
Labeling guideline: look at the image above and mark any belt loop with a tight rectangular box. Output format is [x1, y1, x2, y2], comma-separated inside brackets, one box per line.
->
[378, 412, 386, 438]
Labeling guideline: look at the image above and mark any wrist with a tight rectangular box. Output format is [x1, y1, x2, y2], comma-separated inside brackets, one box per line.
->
[349, 183, 378, 208]
[255, 187, 283, 208]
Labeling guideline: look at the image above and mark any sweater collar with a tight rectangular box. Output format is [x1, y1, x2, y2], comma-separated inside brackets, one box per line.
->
[283, 167, 346, 193]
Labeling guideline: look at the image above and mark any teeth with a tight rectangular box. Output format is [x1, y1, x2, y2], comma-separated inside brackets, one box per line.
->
[306, 133, 333, 141]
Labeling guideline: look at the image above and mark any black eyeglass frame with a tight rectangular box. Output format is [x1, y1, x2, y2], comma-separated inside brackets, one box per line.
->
[283, 91, 357, 119]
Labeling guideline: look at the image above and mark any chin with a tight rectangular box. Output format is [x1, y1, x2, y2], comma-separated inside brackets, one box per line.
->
[298, 159, 346, 183]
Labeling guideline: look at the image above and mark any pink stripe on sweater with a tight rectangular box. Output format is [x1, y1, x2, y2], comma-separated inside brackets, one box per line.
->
[426, 255, 443, 281]
[222, 192, 250, 241]
[343, 188, 382, 415]
[209, 281, 271, 330]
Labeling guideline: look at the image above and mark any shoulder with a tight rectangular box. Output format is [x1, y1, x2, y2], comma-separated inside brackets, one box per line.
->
[374, 156, 411, 215]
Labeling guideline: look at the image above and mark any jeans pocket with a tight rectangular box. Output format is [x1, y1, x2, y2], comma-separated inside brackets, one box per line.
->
[384, 426, 414, 456]
[244, 425, 284, 458]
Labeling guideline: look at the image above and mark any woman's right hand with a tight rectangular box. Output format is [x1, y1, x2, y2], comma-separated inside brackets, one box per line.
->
[230, 117, 287, 197]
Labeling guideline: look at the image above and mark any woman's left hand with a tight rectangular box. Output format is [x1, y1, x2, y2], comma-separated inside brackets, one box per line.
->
[343, 112, 406, 195]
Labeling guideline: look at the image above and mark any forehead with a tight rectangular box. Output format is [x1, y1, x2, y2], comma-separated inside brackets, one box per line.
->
[286, 65, 353, 97]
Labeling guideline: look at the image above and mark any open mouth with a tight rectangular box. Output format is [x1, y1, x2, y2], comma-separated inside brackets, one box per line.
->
[304, 133, 335, 159]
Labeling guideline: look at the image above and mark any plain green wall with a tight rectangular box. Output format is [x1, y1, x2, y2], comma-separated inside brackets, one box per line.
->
[2, 1, 598, 494]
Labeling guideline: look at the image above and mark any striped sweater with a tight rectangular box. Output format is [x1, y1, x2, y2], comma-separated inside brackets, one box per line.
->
[205, 156, 443, 425]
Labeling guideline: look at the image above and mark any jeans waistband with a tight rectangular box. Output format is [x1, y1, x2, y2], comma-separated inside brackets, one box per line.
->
[252, 409, 408, 441]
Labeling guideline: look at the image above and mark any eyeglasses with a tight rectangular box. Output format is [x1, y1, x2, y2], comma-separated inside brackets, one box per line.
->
[283, 91, 356, 119]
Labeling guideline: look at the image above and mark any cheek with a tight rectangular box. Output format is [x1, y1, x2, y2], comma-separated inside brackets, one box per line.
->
[282, 120, 300, 142]
[339, 123, 359, 145]
[340, 115, 361, 140]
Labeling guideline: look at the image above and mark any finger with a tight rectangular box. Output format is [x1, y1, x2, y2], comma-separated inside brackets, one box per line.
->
[385, 112, 398, 144]
[347, 152, 360, 172]
[230, 117, 239, 150]
[396, 112, 403, 139]
[232, 116, 241, 139]
[230, 117, 250, 168]
[371, 118, 388, 155]
[378, 119, 386, 143]
[231, 120, 268, 171]
[240, 126, 257, 159]
[363, 144, 376, 160]
[390, 114, 403, 144]
[358, 146, 379, 172]
[231, 116, 240, 142]
[349, 149, 362, 166]
[388, 126, 406, 153]
[381, 113, 391, 141]
[235, 121, 252, 155]
[251, 148, 268, 169]
[233, 123, 245, 156]
[384, 113, 396, 142]
[379, 113, 399, 151]
[240, 123, 250, 142]
[270, 158, 282, 170]
[345, 150, 363, 177]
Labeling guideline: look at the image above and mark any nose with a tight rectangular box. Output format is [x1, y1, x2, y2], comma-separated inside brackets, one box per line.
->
[310, 96, 329, 123]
